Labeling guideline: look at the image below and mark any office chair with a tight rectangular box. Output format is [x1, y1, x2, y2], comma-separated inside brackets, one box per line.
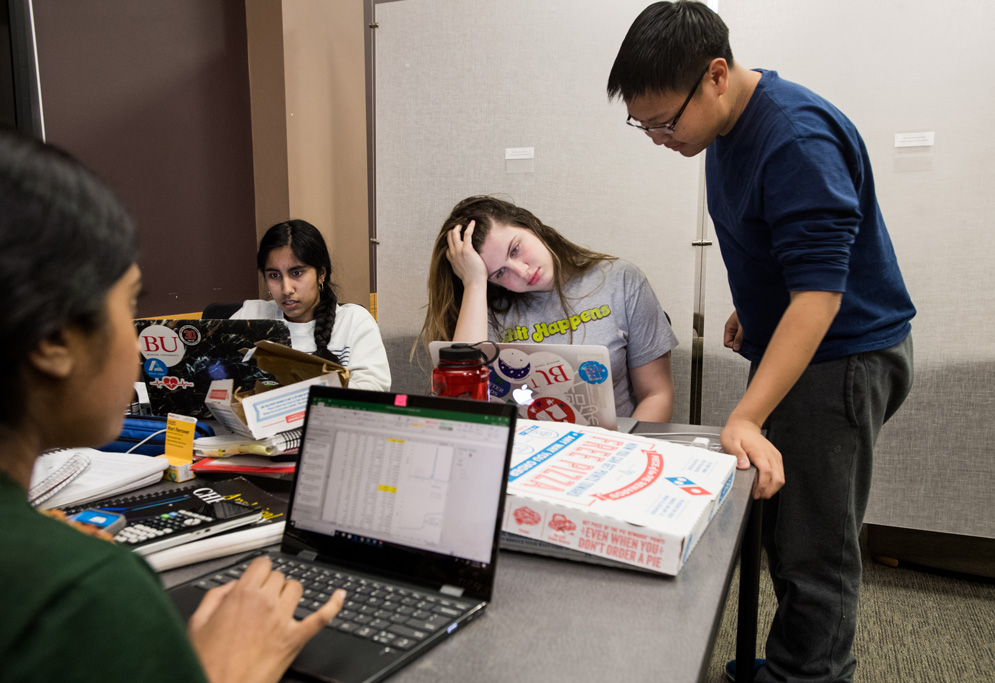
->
[201, 302, 242, 319]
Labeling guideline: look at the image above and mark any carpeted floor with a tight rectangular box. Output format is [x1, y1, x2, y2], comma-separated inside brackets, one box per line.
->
[704, 529, 995, 682]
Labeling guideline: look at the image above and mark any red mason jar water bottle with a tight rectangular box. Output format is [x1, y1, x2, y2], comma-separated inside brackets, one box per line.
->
[433, 343, 490, 401]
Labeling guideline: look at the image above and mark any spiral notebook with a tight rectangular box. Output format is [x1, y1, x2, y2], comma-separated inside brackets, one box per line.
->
[61, 480, 262, 556]
[30, 448, 169, 510]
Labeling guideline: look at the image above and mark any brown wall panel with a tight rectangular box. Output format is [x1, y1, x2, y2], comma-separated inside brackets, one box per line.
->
[33, 0, 258, 316]
[246, 0, 371, 309]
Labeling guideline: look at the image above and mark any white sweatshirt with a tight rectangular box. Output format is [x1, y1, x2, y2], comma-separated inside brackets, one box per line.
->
[231, 300, 391, 392]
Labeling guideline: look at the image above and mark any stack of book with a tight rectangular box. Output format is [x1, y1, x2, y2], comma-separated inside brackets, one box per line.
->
[191, 430, 301, 476]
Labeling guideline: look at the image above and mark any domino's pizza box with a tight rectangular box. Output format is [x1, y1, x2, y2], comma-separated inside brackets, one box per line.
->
[502, 420, 737, 575]
[205, 342, 348, 439]
[499, 531, 651, 572]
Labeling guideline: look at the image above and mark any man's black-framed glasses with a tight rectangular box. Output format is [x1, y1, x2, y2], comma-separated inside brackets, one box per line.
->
[626, 64, 711, 135]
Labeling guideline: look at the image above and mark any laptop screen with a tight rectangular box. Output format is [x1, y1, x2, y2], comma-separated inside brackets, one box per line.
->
[283, 386, 516, 599]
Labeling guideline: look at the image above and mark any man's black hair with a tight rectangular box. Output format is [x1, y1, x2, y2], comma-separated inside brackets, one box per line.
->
[607, 1, 733, 101]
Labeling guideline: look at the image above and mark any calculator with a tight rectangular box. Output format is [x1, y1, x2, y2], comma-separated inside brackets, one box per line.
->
[114, 509, 215, 547]
[80, 487, 262, 556]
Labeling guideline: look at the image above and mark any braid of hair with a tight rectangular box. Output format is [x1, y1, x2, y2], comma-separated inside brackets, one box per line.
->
[312, 279, 341, 365]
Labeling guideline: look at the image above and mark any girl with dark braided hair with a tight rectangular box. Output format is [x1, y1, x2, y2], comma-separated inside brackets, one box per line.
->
[232, 220, 390, 391]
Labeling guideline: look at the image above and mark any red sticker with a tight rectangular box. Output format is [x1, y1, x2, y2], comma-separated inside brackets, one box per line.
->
[150, 376, 194, 391]
[394, 394, 408, 407]
[527, 395, 575, 422]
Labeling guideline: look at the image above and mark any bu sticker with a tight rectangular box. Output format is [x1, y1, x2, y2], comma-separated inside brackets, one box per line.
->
[137, 325, 186, 367]
[525, 351, 574, 398]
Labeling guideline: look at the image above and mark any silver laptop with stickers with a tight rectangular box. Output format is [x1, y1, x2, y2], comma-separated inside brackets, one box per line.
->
[429, 341, 618, 430]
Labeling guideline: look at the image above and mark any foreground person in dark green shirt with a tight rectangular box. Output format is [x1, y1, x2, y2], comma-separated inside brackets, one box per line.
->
[0, 130, 345, 683]
[0, 470, 211, 682]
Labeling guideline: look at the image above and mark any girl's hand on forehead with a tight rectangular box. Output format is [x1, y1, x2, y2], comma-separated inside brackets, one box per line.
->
[446, 220, 488, 286]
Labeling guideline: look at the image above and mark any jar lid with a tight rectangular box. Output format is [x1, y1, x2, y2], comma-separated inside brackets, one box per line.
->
[439, 343, 485, 362]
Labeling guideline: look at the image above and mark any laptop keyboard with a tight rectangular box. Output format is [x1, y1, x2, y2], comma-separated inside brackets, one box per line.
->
[193, 555, 471, 650]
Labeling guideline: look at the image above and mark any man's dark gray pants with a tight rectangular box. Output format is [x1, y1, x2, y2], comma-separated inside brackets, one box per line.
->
[754, 333, 914, 683]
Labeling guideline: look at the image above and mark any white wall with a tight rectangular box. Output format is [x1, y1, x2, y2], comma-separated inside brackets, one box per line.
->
[375, 0, 701, 419]
[374, 0, 995, 537]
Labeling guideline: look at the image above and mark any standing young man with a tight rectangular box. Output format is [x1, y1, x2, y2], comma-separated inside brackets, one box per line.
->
[608, 2, 915, 682]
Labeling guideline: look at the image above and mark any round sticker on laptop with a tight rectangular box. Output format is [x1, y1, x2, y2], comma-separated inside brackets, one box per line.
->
[137, 325, 186, 367]
[577, 360, 608, 385]
[527, 395, 582, 424]
[143, 358, 168, 379]
[488, 367, 512, 399]
[524, 351, 574, 397]
[177, 324, 202, 346]
[495, 348, 531, 383]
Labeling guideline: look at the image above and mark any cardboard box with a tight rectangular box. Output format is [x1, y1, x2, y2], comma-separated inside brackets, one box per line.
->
[501, 420, 737, 575]
[499, 531, 647, 572]
[204, 341, 348, 439]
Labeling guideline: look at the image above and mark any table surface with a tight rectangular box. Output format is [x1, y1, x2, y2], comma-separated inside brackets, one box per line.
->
[161, 423, 755, 683]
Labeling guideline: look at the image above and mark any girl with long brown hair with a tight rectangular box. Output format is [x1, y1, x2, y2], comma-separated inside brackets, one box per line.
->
[420, 195, 677, 421]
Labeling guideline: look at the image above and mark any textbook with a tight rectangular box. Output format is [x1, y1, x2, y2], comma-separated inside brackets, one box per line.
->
[60, 479, 262, 556]
[501, 420, 737, 575]
[143, 477, 288, 571]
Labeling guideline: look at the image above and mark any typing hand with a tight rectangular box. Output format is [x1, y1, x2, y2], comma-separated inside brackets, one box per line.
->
[720, 417, 785, 499]
[446, 221, 489, 287]
[187, 556, 345, 683]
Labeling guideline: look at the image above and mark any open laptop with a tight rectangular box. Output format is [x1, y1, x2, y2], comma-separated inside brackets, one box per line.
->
[134, 318, 291, 419]
[429, 341, 619, 431]
[169, 385, 517, 683]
